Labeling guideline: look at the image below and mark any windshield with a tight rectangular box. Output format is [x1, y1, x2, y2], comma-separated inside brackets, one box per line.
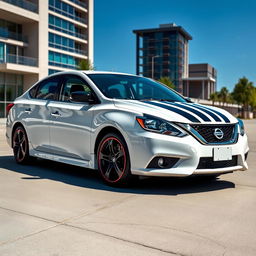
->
[87, 74, 186, 103]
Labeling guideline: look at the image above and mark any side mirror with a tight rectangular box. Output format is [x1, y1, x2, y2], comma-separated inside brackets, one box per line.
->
[185, 97, 193, 103]
[70, 91, 95, 103]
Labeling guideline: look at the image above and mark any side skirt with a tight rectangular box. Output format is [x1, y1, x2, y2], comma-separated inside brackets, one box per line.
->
[29, 148, 95, 169]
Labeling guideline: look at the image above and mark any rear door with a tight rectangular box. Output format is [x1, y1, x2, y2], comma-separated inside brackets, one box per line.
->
[25, 76, 61, 153]
[48, 74, 95, 161]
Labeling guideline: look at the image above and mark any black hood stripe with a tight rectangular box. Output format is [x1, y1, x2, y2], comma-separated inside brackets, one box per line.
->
[193, 104, 230, 123]
[180, 103, 222, 122]
[168, 102, 211, 122]
[144, 101, 201, 123]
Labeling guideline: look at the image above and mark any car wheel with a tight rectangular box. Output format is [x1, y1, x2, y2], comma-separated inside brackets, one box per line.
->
[13, 126, 31, 164]
[97, 133, 133, 186]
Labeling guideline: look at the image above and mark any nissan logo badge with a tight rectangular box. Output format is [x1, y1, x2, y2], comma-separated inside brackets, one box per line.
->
[214, 128, 224, 140]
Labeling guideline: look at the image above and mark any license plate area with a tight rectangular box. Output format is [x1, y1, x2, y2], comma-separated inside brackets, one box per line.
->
[213, 147, 232, 161]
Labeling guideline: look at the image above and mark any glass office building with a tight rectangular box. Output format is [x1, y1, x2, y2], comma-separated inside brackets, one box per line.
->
[133, 24, 192, 92]
[0, 0, 93, 117]
[48, 0, 92, 74]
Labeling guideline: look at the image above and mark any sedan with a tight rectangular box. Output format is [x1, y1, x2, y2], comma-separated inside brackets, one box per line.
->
[6, 71, 249, 186]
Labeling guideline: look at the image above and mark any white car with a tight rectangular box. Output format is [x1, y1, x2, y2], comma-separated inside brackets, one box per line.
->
[6, 71, 249, 186]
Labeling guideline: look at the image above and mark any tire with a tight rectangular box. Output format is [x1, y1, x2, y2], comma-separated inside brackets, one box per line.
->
[97, 133, 133, 186]
[12, 126, 31, 164]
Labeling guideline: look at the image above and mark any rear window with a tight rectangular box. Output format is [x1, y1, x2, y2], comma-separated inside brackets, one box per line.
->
[36, 80, 59, 100]
[29, 77, 61, 100]
[29, 84, 39, 98]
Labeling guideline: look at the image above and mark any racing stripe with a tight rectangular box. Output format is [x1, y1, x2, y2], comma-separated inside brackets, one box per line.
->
[168, 102, 211, 122]
[193, 103, 230, 123]
[144, 101, 201, 123]
[178, 102, 222, 122]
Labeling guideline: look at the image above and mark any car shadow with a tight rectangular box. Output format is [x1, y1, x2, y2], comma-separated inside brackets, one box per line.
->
[0, 155, 235, 195]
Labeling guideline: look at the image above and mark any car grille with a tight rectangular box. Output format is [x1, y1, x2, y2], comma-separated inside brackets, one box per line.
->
[190, 124, 236, 144]
[197, 156, 238, 169]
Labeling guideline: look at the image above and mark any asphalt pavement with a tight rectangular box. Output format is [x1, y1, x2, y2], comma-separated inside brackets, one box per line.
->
[0, 119, 255, 256]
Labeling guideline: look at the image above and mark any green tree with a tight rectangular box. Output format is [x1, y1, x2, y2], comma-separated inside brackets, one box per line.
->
[210, 92, 220, 106]
[158, 77, 175, 89]
[78, 59, 94, 70]
[232, 77, 255, 118]
[250, 87, 256, 112]
[219, 87, 229, 105]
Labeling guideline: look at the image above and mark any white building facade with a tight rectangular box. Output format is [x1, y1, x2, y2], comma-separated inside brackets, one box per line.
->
[0, 0, 93, 117]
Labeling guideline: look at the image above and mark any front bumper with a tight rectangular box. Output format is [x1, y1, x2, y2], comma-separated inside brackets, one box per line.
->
[128, 130, 249, 177]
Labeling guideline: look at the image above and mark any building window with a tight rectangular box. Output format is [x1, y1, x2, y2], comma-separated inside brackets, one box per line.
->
[49, 32, 86, 55]
[49, 69, 60, 75]
[0, 19, 27, 42]
[48, 14, 87, 40]
[49, 0, 86, 24]
[48, 51, 79, 69]
[0, 72, 23, 117]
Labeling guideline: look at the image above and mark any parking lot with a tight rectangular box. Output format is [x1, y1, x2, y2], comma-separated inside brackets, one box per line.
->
[0, 119, 256, 256]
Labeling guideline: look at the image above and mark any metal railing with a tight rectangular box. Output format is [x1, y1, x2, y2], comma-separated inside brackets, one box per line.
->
[0, 0, 38, 13]
[5, 54, 38, 66]
[0, 28, 28, 43]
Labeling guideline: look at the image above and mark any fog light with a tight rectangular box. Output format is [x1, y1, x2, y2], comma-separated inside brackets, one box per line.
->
[147, 156, 179, 169]
[158, 158, 164, 168]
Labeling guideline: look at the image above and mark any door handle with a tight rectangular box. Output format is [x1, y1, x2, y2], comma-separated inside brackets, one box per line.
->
[51, 111, 61, 117]
[25, 108, 31, 113]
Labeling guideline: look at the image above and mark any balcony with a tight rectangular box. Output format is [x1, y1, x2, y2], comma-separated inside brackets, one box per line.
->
[0, 28, 28, 43]
[0, 54, 38, 66]
[0, 0, 38, 13]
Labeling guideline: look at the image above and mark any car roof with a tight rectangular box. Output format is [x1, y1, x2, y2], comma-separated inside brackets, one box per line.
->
[48, 70, 138, 76]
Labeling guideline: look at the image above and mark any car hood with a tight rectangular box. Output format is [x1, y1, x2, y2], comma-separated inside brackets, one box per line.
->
[113, 100, 238, 124]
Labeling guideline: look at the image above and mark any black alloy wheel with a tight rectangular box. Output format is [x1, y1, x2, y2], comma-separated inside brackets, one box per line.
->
[97, 133, 132, 186]
[13, 126, 30, 164]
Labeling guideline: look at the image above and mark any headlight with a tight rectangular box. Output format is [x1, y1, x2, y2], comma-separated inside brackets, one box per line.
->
[136, 115, 187, 137]
[238, 119, 245, 136]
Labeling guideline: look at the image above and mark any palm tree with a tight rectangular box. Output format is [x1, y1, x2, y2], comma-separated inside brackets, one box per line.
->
[232, 77, 255, 118]
[78, 59, 94, 70]
[158, 77, 175, 89]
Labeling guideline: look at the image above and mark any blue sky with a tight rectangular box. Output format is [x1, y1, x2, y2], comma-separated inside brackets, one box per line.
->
[94, 0, 256, 91]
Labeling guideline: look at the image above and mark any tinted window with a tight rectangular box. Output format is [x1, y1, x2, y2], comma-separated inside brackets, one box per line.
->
[60, 76, 91, 102]
[36, 79, 59, 100]
[107, 83, 127, 99]
[29, 84, 39, 98]
[87, 74, 186, 102]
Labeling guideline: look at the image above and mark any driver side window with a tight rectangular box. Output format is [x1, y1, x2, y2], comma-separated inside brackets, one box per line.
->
[60, 76, 91, 102]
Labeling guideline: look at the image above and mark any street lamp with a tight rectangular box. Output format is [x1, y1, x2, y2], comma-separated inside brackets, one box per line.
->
[151, 55, 160, 79]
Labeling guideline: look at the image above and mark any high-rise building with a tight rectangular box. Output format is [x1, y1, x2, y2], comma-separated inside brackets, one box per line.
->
[0, 0, 93, 117]
[133, 23, 192, 92]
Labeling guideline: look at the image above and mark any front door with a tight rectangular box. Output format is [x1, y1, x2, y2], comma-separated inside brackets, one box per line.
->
[49, 75, 94, 161]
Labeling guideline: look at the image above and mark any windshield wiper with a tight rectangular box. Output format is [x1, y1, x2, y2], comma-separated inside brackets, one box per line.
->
[158, 99, 176, 102]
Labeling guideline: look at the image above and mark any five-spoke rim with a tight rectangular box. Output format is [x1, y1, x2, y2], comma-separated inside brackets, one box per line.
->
[98, 137, 126, 183]
[13, 128, 27, 162]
